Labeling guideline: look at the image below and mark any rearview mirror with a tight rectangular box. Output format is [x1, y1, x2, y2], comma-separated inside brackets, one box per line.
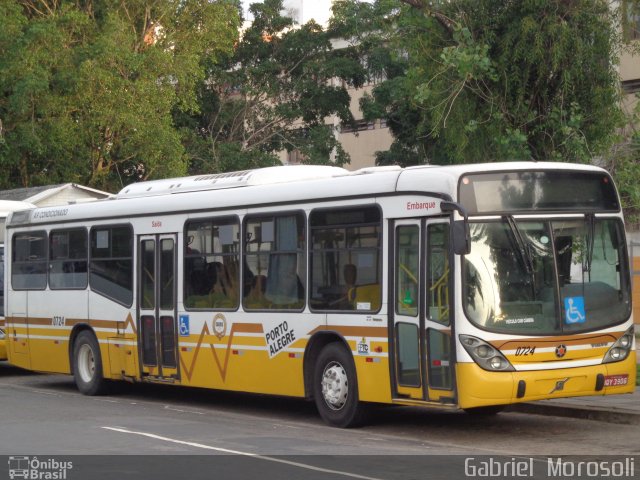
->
[441, 201, 471, 255]
[452, 220, 471, 255]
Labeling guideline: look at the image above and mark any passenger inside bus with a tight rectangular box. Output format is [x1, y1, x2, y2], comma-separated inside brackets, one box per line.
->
[210, 261, 238, 308]
[331, 263, 358, 309]
[265, 254, 304, 309]
[245, 274, 269, 309]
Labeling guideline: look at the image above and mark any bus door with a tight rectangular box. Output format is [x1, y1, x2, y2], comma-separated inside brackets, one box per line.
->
[423, 220, 453, 401]
[392, 219, 453, 401]
[137, 234, 179, 380]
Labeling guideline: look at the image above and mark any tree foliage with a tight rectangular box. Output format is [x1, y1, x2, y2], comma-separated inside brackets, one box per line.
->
[0, 0, 239, 191]
[610, 102, 640, 226]
[332, 0, 626, 165]
[178, 0, 366, 173]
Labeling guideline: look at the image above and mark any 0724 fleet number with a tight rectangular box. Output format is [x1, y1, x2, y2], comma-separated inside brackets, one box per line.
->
[514, 346, 536, 356]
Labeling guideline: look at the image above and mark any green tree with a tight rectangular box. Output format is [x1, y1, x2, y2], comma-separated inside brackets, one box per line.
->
[609, 99, 640, 227]
[0, 0, 239, 191]
[332, 0, 626, 165]
[179, 0, 366, 173]
[609, 1, 640, 226]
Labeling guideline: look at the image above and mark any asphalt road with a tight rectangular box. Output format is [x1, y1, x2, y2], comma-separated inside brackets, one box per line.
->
[1, 362, 638, 480]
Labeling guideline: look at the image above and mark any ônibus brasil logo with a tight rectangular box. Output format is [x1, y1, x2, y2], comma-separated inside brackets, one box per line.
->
[8, 456, 73, 480]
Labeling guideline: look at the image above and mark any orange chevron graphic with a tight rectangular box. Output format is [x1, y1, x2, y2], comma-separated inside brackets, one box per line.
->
[121, 312, 137, 335]
[179, 322, 264, 383]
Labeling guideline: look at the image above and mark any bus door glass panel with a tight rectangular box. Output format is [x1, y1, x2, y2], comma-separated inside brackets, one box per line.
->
[138, 235, 178, 378]
[425, 221, 453, 397]
[159, 238, 176, 369]
[140, 238, 156, 368]
[393, 221, 423, 399]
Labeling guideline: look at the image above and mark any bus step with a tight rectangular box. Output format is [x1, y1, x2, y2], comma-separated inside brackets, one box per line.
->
[390, 398, 458, 410]
[142, 376, 177, 384]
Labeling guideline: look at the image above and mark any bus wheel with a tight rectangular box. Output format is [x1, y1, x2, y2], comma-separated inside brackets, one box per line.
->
[463, 405, 505, 416]
[313, 342, 363, 428]
[73, 331, 108, 395]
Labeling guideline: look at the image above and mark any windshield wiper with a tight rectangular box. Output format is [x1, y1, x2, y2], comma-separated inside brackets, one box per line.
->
[503, 215, 534, 275]
[584, 213, 595, 275]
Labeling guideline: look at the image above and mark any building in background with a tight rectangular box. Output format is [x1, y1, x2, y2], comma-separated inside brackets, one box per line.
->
[0, 183, 111, 208]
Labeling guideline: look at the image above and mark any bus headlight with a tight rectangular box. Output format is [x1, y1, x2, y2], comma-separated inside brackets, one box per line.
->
[0, 328, 5, 340]
[603, 326, 634, 364]
[459, 334, 515, 372]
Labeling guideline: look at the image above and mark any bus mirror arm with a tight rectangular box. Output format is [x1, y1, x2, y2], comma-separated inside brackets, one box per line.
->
[440, 201, 471, 255]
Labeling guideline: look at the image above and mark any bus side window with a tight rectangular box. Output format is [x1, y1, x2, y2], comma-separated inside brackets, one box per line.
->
[50, 228, 88, 290]
[183, 217, 239, 310]
[12, 231, 48, 290]
[243, 213, 305, 311]
[89, 225, 133, 306]
[309, 206, 381, 312]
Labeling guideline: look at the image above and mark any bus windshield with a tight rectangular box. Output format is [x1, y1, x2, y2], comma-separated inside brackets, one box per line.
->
[463, 217, 630, 335]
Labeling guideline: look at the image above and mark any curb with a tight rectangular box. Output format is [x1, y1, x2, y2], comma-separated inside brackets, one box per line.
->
[508, 402, 640, 425]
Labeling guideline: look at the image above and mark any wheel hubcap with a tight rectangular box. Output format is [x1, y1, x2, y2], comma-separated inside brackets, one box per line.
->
[321, 361, 348, 410]
[78, 344, 95, 383]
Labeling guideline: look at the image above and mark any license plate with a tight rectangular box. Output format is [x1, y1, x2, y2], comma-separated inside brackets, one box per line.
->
[604, 374, 629, 387]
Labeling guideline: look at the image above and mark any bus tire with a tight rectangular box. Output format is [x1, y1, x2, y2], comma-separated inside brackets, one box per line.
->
[313, 342, 364, 428]
[73, 331, 108, 396]
[464, 405, 505, 416]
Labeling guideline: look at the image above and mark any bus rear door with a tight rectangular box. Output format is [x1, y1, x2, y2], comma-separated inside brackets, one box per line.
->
[138, 234, 179, 380]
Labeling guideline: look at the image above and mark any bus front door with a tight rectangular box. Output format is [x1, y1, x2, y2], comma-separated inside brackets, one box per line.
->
[392, 219, 453, 402]
[138, 234, 179, 380]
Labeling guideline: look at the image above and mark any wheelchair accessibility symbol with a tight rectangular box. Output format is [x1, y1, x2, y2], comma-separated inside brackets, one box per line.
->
[564, 296, 586, 325]
[179, 315, 190, 336]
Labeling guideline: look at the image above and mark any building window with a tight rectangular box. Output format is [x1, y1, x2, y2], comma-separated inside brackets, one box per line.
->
[341, 119, 376, 133]
[90, 225, 133, 306]
[49, 228, 88, 290]
[309, 206, 382, 312]
[184, 217, 240, 310]
[622, 79, 640, 94]
[287, 149, 304, 165]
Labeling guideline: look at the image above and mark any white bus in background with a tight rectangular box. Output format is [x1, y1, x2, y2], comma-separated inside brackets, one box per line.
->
[0, 201, 35, 360]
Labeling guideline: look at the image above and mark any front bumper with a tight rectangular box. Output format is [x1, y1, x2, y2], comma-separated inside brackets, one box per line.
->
[456, 351, 636, 409]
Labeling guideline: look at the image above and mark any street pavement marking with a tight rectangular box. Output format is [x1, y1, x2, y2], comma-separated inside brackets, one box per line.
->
[31, 390, 61, 396]
[101, 426, 385, 480]
[163, 405, 206, 415]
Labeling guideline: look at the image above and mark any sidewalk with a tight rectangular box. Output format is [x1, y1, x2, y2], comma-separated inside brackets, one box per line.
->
[509, 387, 640, 425]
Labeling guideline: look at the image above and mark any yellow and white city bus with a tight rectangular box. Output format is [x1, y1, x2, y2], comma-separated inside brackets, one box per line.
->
[0, 201, 35, 361]
[4, 163, 635, 427]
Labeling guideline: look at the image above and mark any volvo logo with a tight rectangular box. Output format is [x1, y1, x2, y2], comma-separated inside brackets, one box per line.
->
[555, 344, 567, 358]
